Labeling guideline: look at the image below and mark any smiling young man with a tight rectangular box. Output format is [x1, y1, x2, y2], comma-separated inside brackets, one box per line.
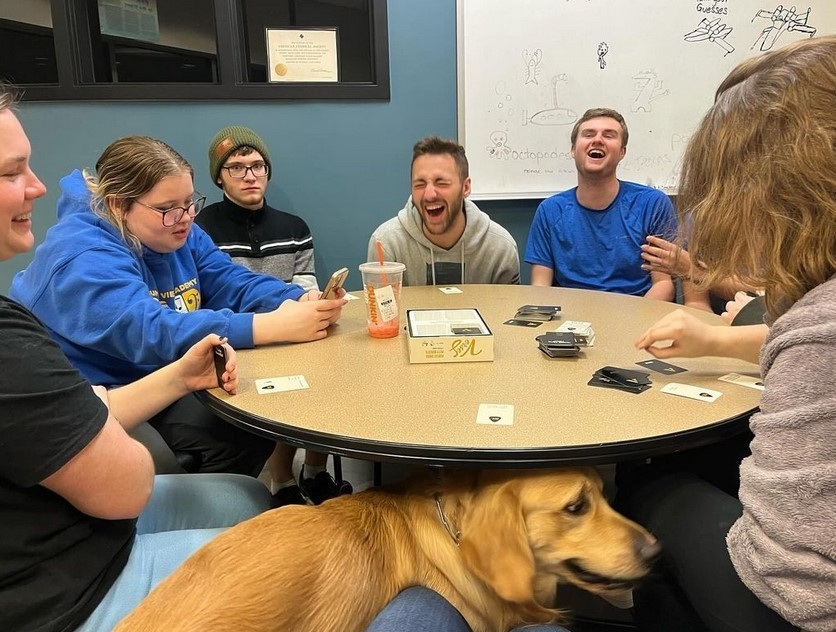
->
[525, 108, 677, 300]
[368, 136, 519, 286]
[198, 126, 318, 291]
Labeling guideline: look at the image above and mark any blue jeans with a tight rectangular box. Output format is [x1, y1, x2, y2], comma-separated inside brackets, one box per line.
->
[367, 586, 570, 632]
[76, 473, 270, 631]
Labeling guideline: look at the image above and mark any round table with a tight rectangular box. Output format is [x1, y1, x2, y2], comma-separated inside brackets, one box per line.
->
[200, 285, 761, 467]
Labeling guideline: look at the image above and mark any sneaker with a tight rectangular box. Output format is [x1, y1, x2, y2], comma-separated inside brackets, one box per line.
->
[299, 470, 353, 505]
[271, 484, 308, 508]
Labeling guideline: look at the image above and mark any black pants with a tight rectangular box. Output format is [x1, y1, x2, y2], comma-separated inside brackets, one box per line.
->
[615, 452, 798, 632]
[148, 393, 274, 477]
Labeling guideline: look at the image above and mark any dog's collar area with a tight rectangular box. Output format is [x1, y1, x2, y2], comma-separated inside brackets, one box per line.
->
[434, 493, 461, 545]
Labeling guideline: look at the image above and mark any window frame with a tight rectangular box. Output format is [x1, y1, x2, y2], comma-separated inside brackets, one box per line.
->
[17, 0, 390, 101]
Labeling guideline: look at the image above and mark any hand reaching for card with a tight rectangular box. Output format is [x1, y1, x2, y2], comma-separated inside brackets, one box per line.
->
[635, 310, 720, 359]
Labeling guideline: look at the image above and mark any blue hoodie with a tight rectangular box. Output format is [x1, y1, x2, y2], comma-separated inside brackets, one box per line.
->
[10, 170, 305, 386]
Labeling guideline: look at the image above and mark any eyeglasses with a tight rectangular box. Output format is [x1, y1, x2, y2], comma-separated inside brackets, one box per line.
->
[221, 162, 269, 179]
[134, 194, 206, 227]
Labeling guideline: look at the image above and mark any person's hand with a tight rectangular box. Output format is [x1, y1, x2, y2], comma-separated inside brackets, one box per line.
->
[721, 291, 757, 325]
[176, 334, 238, 394]
[299, 289, 322, 302]
[299, 288, 346, 322]
[641, 235, 693, 279]
[635, 309, 721, 359]
[257, 296, 347, 343]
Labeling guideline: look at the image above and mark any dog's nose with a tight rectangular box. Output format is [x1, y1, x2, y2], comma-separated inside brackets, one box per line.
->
[636, 534, 662, 563]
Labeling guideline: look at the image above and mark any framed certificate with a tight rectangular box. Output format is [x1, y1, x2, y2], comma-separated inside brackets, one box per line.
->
[266, 28, 339, 83]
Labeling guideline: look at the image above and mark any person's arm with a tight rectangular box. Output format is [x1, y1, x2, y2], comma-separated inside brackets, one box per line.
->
[681, 279, 713, 312]
[291, 245, 318, 291]
[251, 296, 346, 345]
[497, 238, 521, 284]
[192, 226, 306, 313]
[21, 243, 257, 366]
[529, 264, 555, 287]
[644, 270, 675, 301]
[0, 302, 154, 520]
[40, 409, 154, 520]
[635, 309, 767, 364]
[524, 204, 558, 287]
[106, 334, 238, 429]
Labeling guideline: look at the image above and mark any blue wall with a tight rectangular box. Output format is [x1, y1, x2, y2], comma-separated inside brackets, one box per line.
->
[0, 0, 539, 292]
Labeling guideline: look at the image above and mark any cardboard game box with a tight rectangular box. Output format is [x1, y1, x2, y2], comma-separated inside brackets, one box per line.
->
[406, 309, 494, 364]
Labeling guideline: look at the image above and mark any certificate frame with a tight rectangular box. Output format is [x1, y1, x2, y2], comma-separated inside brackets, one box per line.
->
[266, 27, 340, 83]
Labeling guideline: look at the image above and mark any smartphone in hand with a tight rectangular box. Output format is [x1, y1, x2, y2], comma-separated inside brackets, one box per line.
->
[213, 343, 228, 387]
[320, 267, 349, 300]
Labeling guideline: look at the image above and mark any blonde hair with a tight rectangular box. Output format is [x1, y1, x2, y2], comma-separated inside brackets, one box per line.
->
[0, 81, 21, 112]
[85, 136, 193, 251]
[679, 35, 836, 317]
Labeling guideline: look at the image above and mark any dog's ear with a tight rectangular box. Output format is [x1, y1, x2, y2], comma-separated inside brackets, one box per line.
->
[458, 482, 536, 604]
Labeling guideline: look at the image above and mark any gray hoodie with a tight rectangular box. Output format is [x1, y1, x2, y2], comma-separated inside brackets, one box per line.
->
[727, 275, 836, 631]
[368, 197, 520, 286]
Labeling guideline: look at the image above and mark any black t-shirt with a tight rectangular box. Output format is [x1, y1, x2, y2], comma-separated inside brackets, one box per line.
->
[0, 297, 135, 632]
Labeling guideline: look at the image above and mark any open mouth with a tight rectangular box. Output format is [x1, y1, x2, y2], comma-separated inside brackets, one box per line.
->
[587, 149, 605, 159]
[424, 204, 444, 219]
[12, 213, 32, 223]
[563, 559, 642, 592]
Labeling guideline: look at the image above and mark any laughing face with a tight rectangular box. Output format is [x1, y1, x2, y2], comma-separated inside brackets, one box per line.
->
[571, 116, 626, 180]
[0, 109, 47, 261]
[411, 153, 471, 248]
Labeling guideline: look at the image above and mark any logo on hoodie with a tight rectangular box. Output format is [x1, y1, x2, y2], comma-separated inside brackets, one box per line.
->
[172, 288, 201, 313]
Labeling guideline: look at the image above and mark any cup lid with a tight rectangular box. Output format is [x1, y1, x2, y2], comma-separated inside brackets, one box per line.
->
[359, 261, 406, 274]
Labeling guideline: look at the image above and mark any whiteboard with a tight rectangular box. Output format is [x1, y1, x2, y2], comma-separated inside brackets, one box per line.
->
[457, 1, 836, 199]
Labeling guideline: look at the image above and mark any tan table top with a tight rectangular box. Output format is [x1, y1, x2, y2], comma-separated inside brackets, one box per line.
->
[201, 285, 762, 466]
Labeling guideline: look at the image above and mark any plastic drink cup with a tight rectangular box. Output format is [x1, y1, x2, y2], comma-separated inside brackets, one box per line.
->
[358, 261, 406, 338]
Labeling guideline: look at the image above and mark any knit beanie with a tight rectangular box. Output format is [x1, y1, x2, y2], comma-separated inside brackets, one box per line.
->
[208, 126, 272, 187]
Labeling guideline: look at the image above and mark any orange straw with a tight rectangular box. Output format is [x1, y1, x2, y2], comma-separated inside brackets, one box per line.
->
[375, 240, 388, 283]
[375, 240, 385, 266]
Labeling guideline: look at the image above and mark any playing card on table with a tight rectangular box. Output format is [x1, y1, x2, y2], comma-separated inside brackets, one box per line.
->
[503, 318, 542, 327]
[599, 366, 652, 387]
[636, 358, 687, 375]
[660, 383, 722, 402]
[515, 305, 561, 322]
[555, 320, 596, 346]
[588, 372, 650, 394]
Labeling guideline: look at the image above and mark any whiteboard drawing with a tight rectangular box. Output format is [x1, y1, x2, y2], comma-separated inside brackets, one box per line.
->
[631, 71, 670, 113]
[751, 5, 817, 50]
[597, 42, 609, 69]
[487, 131, 512, 160]
[684, 18, 735, 56]
[523, 75, 577, 126]
[523, 49, 543, 85]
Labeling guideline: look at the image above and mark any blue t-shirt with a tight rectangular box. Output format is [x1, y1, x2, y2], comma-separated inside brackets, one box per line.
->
[524, 181, 677, 296]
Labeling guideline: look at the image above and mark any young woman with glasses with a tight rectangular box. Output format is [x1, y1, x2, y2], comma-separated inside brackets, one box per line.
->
[10, 135, 347, 484]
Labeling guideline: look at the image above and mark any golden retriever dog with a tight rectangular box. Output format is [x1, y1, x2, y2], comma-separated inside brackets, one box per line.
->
[116, 467, 659, 632]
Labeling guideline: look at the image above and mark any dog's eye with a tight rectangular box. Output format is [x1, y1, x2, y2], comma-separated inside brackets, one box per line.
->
[564, 498, 587, 514]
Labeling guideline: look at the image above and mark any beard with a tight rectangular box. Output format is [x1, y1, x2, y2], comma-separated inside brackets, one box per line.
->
[421, 194, 464, 236]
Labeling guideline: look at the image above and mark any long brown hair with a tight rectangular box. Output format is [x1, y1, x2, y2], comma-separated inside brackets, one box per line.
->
[85, 136, 193, 251]
[679, 35, 836, 317]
